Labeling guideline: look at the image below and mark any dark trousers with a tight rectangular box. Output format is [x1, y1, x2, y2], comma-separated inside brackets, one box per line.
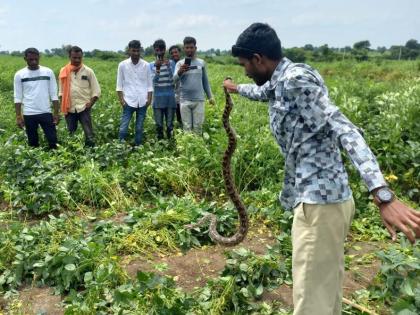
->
[153, 107, 175, 139]
[176, 103, 182, 127]
[65, 108, 95, 146]
[23, 113, 57, 149]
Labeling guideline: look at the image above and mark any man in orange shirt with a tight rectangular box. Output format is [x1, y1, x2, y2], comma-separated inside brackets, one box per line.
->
[59, 46, 101, 147]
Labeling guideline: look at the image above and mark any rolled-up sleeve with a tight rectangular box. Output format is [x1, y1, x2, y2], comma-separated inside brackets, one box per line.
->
[116, 63, 124, 92]
[89, 70, 101, 98]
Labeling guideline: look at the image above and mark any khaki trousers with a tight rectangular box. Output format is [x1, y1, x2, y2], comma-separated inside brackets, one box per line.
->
[292, 198, 355, 315]
[180, 100, 205, 134]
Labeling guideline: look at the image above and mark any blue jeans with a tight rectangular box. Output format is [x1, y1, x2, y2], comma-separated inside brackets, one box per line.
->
[153, 107, 175, 139]
[119, 105, 148, 145]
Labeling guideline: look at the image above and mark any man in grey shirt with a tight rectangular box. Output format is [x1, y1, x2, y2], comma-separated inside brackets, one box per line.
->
[173, 36, 215, 134]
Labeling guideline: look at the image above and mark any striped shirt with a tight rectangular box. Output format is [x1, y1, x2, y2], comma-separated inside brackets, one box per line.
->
[238, 58, 387, 210]
[150, 60, 176, 109]
[14, 66, 58, 116]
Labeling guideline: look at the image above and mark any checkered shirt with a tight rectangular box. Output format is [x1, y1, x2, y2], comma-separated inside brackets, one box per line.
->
[237, 58, 387, 210]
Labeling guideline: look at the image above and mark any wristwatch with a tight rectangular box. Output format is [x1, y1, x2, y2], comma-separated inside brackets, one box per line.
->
[373, 187, 395, 206]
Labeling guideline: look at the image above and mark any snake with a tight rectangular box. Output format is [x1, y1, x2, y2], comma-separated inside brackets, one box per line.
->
[184, 78, 249, 246]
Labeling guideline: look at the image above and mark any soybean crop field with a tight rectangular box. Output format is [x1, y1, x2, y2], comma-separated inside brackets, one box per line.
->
[0, 55, 419, 314]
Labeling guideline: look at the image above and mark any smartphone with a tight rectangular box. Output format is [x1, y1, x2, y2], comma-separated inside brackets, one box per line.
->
[184, 57, 192, 66]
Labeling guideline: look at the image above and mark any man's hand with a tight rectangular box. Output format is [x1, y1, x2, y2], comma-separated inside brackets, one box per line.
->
[209, 98, 215, 106]
[85, 101, 92, 109]
[16, 116, 24, 129]
[119, 98, 126, 107]
[53, 114, 60, 125]
[379, 198, 420, 244]
[178, 64, 189, 75]
[223, 79, 238, 93]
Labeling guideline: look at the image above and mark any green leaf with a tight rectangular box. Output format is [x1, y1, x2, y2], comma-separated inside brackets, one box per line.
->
[84, 272, 93, 282]
[255, 284, 264, 296]
[240, 287, 249, 297]
[239, 263, 248, 271]
[23, 234, 34, 241]
[64, 264, 76, 271]
[401, 280, 414, 297]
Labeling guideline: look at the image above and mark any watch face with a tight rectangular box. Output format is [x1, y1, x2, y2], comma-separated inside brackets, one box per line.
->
[377, 188, 393, 203]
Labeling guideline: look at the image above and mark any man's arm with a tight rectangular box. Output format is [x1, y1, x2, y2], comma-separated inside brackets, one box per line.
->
[14, 103, 24, 128]
[287, 74, 420, 244]
[116, 63, 125, 106]
[49, 70, 60, 124]
[52, 100, 60, 124]
[223, 79, 270, 101]
[147, 91, 152, 106]
[173, 60, 189, 83]
[173, 61, 181, 83]
[86, 70, 100, 109]
[202, 62, 214, 104]
[117, 91, 125, 107]
[13, 73, 24, 128]
[146, 65, 153, 106]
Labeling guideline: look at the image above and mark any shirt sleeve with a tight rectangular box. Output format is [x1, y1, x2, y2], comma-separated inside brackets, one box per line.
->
[173, 61, 181, 83]
[58, 71, 63, 97]
[89, 69, 101, 98]
[146, 63, 153, 93]
[201, 61, 212, 99]
[116, 63, 124, 91]
[150, 62, 159, 83]
[285, 72, 387, 192]
[49, 70, 59, 101]
[237, 82, 270, 101]
[13, 72, 23, 103]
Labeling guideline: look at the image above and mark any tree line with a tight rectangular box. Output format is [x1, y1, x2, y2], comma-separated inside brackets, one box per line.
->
[1, 39, 419, 62]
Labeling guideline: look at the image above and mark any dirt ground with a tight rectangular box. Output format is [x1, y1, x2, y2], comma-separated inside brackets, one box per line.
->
[3, 226, 383, 314]
[1, 286, 63, 315]
[122, 228, 383, 312]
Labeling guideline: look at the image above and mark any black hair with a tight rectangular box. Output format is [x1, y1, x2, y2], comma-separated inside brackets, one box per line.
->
[24, 47, 39, 57]
[168, 45, 180, 54]
[68, 46, 83, 56]
[128, 40, 141, 49]
[232, 23, 282, 60]
[153, 39, 166, 50]
[183, 36, 196, 46]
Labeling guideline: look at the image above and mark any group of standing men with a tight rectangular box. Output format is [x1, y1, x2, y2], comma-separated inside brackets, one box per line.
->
[13, 37, 214, 148]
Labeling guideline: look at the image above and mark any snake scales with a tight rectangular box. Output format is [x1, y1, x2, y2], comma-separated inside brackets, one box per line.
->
[184, 80, 249, 246]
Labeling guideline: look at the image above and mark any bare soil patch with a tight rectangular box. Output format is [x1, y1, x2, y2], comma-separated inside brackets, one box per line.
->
[123, 224, 277, 291]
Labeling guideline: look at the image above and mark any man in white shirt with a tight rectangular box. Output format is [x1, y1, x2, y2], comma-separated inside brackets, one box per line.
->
[116, 40, 153, 146]
[13, 47, 60, 149]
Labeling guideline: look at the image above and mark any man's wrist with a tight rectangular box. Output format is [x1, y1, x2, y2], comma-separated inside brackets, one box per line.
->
[372, 186, 395, 207]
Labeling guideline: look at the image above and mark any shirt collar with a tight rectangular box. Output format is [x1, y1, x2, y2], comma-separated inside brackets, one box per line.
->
[268, 57, 292, 90]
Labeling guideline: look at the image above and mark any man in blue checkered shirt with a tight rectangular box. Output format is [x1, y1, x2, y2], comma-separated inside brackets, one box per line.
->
[223, 23, 420, 315]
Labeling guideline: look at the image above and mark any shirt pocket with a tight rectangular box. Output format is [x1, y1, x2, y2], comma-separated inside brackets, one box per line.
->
[79, 75, 90, 88]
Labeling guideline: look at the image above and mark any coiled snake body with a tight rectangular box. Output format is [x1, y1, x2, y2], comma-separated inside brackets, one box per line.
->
[184, 83, 249, 246]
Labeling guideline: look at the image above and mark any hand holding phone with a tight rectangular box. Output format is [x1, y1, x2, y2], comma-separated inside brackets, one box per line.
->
[184, 57, 192, 66]
[156, 54, 163, 73]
